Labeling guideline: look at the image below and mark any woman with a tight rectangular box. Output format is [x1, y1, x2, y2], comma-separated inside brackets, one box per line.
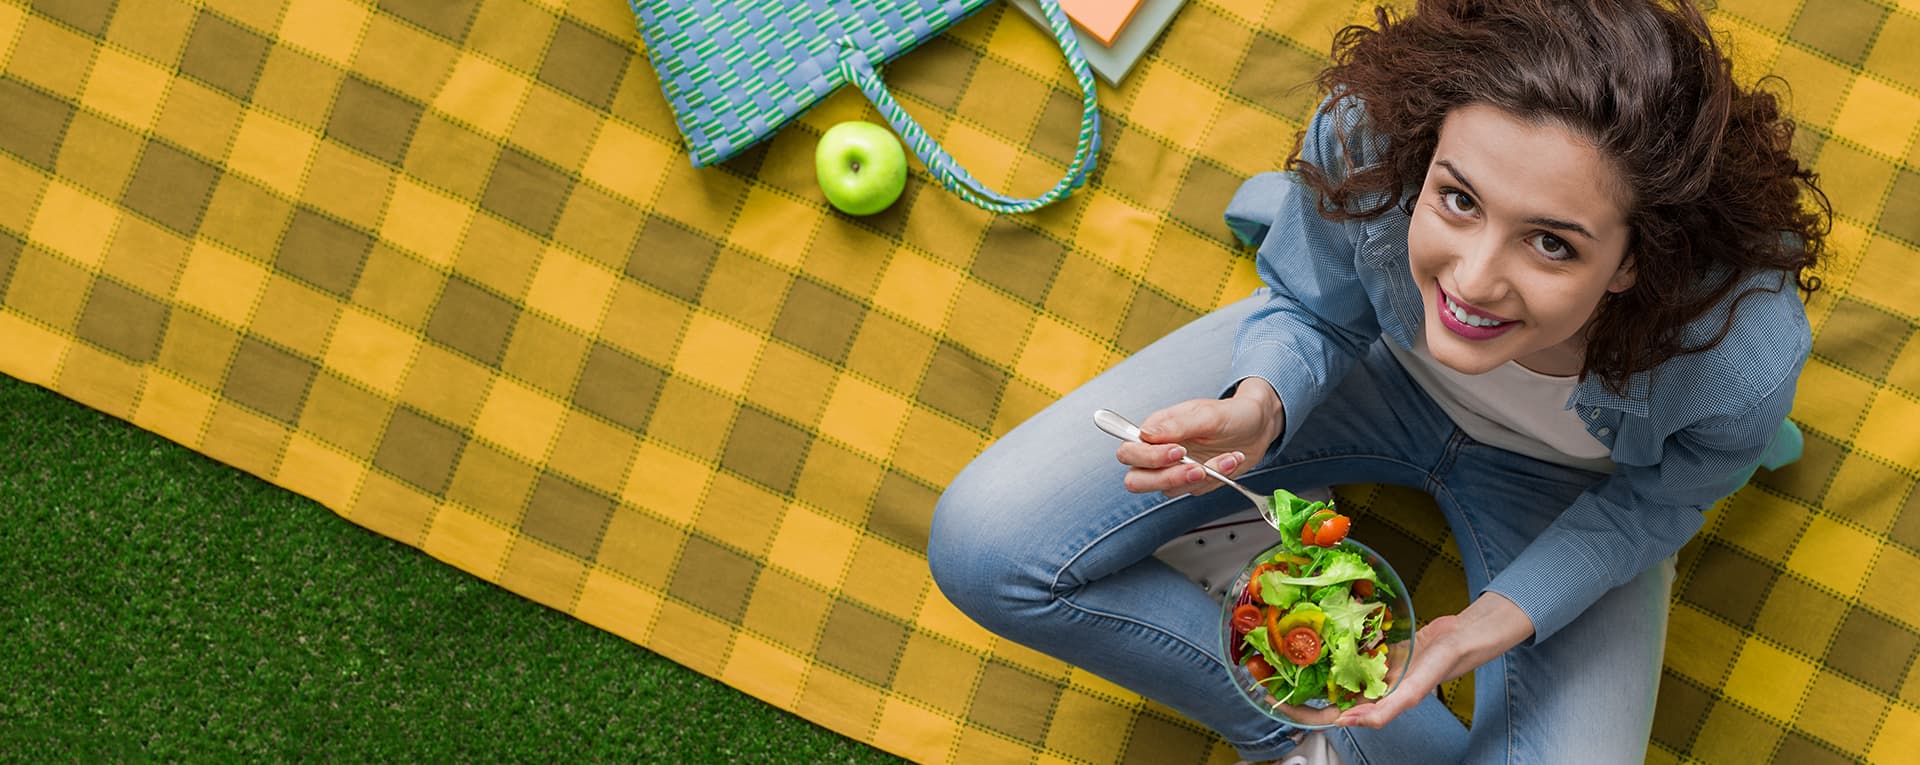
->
[926, 0, 1829, 762]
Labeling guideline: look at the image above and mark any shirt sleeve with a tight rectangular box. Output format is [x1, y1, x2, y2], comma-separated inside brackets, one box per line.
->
[1482, 363, 1804, 643]
[1221, 99, 1384, 450]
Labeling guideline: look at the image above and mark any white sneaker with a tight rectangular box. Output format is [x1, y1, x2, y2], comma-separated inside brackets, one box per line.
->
[1154, 487, 1335, 601]
[1152, 506, 1277, 601]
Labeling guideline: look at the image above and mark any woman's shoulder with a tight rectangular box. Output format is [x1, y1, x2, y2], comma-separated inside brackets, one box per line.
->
[1654, 270, 1811, 414]
[1301, 94, 1389, 174]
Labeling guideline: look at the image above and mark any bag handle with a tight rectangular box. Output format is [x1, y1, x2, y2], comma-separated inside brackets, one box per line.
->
[835, 0, 1101, 214]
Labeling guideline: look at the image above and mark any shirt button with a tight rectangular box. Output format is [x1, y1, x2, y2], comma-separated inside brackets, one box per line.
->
[1597, 427, 1612, 437]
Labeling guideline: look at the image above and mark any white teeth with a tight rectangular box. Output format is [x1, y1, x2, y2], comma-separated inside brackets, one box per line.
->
[1445, 296, 1506, 328]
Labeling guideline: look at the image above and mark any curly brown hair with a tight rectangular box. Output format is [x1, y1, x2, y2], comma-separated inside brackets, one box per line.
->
[1290, 0, 1831, 392]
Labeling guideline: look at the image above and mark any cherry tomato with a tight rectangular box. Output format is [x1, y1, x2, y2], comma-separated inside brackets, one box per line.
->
[1231, 604, 1263, 635]
[1313, 514, 1351, 546]
[1301, 524, 1316, 546]
[1249, 564, 1274, 600]
[1351, 579, 1375, 599]
[1282, 626, 1323, 667]
[1245, 655, 1275, 682]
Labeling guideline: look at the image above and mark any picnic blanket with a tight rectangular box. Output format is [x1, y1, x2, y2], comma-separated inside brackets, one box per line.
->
[2, 0, 1917, 761]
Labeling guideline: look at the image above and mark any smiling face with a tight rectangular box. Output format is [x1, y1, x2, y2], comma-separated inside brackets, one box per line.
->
[1407, 104, 1637, 377]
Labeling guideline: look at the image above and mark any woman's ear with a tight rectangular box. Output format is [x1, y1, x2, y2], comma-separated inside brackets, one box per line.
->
[1606, 255, 1636, 293]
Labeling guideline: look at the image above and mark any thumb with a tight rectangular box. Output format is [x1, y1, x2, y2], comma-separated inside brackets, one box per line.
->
[1139, 400, 1225, 444]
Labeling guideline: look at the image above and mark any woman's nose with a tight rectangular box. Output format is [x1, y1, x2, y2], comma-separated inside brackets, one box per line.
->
[1450, 236, 1507, 301]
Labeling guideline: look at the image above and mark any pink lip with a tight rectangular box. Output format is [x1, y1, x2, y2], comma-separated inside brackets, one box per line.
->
[1434, 283, 1518, 341]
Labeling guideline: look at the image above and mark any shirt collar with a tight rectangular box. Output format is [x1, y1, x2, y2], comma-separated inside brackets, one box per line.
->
[1572, 369, 1653, 417]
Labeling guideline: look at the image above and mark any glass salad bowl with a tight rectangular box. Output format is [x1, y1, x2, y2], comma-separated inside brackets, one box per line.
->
[1219, 536, 1416, 728]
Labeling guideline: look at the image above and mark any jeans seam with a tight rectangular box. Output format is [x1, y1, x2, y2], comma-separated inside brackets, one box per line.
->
[1430, 431, 1522, 765]
[1052, 591, 1227, 674]
[1425, 434, 1499, 607]
[1042, 492, 1244, 705]
[1046, 493, 1177, 600]
[1427, 481, 1498, 604]
[1505, 656, 1519, 765]
[1244, 452, 1436, 484]
[1235, 722, 1307, 756]
[1338, 727, 1375, 765]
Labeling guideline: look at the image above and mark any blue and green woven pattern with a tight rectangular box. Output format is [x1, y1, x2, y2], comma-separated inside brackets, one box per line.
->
[3, 0, 1919, 762]
[632, 0, 993, 167]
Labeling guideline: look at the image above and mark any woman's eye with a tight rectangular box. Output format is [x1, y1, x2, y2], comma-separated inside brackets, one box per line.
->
[1531, 232, 1575, 260]
[1441, 189, 1477, 216]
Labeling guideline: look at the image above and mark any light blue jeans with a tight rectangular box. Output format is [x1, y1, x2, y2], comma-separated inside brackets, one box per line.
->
[928, 294, 1670, 764]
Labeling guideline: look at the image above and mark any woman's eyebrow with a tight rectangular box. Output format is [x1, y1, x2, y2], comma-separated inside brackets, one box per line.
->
[1436, 159, 1598, 241]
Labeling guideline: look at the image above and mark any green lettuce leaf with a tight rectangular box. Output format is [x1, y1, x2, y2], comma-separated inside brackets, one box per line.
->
[1329, 634, 1389, 698]
[1318, 587, 1385, 639]
[1244, 626, 1273, 661]
[1269, 489, 1329, 554]
[1290, 663, 1329, 705]
[1257, 571, 1307, 609]
[1273, 553, 1381, 590]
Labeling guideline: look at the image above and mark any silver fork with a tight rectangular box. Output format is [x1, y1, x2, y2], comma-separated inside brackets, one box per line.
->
[1092, 409, 1277, 529]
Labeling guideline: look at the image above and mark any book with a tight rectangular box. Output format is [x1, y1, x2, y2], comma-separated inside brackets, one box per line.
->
[1060, 0, 1145, 47]
[1008, 0, 1187, 86]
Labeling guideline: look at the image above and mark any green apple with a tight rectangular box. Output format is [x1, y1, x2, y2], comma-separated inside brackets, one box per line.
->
[815, 121, 907, 215]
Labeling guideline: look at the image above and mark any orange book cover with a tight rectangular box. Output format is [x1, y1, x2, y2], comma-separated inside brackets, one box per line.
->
[1060, 0, 1145, 47]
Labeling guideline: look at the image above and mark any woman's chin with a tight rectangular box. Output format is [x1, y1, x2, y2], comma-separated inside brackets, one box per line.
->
[1427, 333, 1510, 375]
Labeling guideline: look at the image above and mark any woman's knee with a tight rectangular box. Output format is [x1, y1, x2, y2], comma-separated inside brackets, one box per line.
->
[927, 464, 1059, 623]
[928, 469, 1014, 608]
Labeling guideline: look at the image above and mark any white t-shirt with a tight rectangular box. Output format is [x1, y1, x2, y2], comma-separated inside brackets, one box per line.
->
[1387, 334, 1615, 473]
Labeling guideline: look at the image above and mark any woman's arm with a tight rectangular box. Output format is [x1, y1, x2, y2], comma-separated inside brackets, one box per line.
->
[1122, 100, 1389, 492]
[1488, 384, 1797, 645]
[1339, 357, 1803, 728]
[1220, 97, 1385, 450]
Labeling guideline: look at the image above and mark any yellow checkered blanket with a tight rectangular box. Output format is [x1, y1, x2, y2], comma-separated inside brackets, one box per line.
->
[3, 0, 1917, 761]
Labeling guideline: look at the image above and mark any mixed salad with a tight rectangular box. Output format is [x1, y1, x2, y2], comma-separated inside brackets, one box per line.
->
[1227, 489, 1409, 712]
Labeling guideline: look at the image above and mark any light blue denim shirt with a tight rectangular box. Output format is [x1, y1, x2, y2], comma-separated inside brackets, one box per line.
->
[1222, 99, 1810, 643]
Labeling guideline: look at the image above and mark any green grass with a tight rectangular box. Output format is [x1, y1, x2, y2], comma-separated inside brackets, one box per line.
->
[0, 374, 905, 764]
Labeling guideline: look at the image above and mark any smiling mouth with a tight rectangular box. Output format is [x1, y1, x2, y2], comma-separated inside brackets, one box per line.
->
[1443, 284, 1512, 324]
[1442, 294, 1509, 328]
[1434, 284, 1518, 339]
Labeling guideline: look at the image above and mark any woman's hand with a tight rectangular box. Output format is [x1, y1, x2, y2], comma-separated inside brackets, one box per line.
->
[1335, 592, 1536, 728]
[1116, 379, 1285, 496]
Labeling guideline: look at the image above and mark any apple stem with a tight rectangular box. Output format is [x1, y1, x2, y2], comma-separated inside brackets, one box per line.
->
[851, 161, 861, 173]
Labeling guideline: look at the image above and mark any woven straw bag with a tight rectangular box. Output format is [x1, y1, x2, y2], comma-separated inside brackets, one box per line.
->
[630, 0, 1102, 214]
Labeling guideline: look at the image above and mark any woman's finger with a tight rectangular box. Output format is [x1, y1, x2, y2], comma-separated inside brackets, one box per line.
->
[1122, 463, 1210, 495]
[1115, 441, 1189, 469]
[1336, 684, 1417, 728]
[1337, 645, 1446, 728]
[1203, 451, 1246, 477]
[1118, 449, 1249, 497]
